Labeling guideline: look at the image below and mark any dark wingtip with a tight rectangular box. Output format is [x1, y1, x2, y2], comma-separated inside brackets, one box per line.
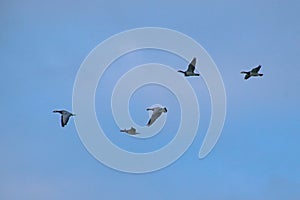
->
[147, 119, 151, 126]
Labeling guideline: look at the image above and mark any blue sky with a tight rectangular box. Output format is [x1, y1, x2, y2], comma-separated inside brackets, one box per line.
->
[1, 0, 300, 199]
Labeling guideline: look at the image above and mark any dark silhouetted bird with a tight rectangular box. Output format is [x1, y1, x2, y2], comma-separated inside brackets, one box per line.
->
[178, 57, 200, 77]
[53, 110, 75, 127]
[241, 65, 263, 80]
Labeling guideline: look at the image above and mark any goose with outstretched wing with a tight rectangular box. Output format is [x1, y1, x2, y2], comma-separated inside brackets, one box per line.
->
[53, 110, 75, 127]
[120, 127, 138, 135]
[146, 106, 167, 127]
[241, 65, 263, 80]
[178, 57, 199, 77]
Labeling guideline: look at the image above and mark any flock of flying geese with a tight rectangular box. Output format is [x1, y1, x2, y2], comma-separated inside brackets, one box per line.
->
[53, 57, 263, 135]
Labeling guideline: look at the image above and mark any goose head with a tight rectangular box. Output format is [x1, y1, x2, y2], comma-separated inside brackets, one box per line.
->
[177, 70, 186, 74]
[240, 71, 250, 74]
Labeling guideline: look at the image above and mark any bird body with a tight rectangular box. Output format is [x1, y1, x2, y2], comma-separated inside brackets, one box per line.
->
[146, 107, 167, 127]
[53, 110, 75, 127]
[178, 57, 200, 77]
[120, 127, 138, 135]
[241, 65, 263, 80]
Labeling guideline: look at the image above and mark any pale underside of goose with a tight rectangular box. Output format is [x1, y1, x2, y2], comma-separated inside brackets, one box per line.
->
[120, 127, 138, 135]
[178, 57, 200, 77]
[241, 65, 263, 80]
[53, 110, 75, 127]
[146, 106, 168, 127]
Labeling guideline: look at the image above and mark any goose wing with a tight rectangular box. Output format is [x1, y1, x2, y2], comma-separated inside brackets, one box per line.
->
[129, 127, 136, 134]
[61, 113, 71, 127]
[251, 65, 261, 73]
[187, 57, 196, 72]
[147, 109, 163, 126]
[244, 74, 251, 80]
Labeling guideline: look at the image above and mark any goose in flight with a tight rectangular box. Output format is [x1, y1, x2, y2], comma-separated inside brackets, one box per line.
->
[178, 57, 200, 77]
[53, 110, 75, 127]
[241, 65, 264, 80]
[146, 106, 167, 127]
[120, 127, 138, 135]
